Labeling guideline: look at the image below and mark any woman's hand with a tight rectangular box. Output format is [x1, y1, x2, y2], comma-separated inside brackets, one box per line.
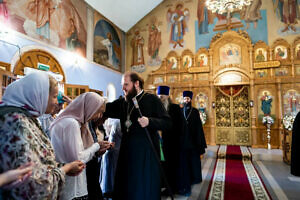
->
[62, 160, 85, 176]
[0, 162, 34, 188]
[110, 142, 115, 149]
[98, 141, 111, 155]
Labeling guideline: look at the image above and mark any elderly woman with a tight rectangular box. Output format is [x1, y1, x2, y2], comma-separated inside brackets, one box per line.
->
[38, 91, 69, 139]
[50, 92, 111, 200]
[0, 72, 85, 199]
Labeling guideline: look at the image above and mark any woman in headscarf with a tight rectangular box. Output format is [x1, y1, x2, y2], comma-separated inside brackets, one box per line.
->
[50, 92, 111, 200]
[0, 72, 85, 199]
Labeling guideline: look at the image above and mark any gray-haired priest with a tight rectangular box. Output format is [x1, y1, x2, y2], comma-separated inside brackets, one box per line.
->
[156, 85, 190, 196]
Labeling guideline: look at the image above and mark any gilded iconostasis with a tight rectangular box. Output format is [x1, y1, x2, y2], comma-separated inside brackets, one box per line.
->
[126, 0, 300, 148]
[126, 0, 300, 74]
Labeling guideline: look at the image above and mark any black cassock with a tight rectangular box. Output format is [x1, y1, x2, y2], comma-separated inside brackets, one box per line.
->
[86, 121, 104, 200]
[291, 112, 300, 176]
[162, 103, 189, 193]
[182, 106, 207, 185]
[105, 91, 171, 200]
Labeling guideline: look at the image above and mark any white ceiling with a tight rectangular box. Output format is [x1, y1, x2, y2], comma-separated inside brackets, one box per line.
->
[85, 0, 163, 32]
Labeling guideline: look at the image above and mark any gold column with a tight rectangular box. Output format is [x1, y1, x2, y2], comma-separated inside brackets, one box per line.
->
[210, 83, 216, 145]
[249, 46, 257, 147]
[270, 49, 274, 77]
[208, 48, 216, 145]
[276, 80, 283, 149]
[291, 47, 295, 77]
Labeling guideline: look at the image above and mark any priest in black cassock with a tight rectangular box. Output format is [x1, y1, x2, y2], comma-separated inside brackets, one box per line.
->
[182, 90, 207, 185]
[104, 72, 172, 200]
[156, 86, 190, 195]
[291, 111, 300, 176]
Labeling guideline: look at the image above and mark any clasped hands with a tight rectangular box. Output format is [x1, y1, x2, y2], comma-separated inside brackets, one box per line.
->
[62, 140, 114, 177]
[98, 141, 115, 155]
[63, 141, 114, 177]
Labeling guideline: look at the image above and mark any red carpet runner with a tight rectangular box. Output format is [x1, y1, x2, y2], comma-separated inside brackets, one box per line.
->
[206, 145, 271, 200]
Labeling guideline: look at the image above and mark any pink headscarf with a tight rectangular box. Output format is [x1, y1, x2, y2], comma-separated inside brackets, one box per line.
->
[50, 92, 105, 148]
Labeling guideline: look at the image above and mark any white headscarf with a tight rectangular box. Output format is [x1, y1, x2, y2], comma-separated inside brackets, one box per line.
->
[0, 72, 50, 117]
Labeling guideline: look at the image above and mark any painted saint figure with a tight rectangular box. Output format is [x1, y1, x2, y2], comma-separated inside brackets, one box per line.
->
[168, 58, 177, 70]
[255, 50, 266, 62]
[148, 17, 162, 64]
[131, 30, 145, 72]
[66, 18, 81, 51]
[101, 32, 120, 67]
[27, 0, 57, 39]
[167, 3, 189, 49]
[199, 56, 204, 67]
[273, 0, 300, 32]
[183, 57, 192, 68]
[0, 0, 8, 23]
[101, 32, 114, 66]
[197, 0, 215, 34]
[240, 0, 262, 29]
[275, 47, 285, 60]
[261, 91, 272, 116]
[289, 93, 299, 114]
[198, 54, 208, 67]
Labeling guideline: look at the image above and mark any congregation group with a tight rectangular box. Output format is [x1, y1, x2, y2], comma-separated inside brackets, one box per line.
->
[0, 71, 206, 200]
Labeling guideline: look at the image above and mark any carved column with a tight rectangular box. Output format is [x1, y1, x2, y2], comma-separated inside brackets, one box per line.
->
[276, 80, 283, 149]
[291, 47, 295, 77]
[250, 79, 257, 147]
[269, 48, 273, 60]
[270, 49, 274, 77]
[210, 82, 216, 145]
[208, 48, 216, 145]
[209, 48, 213, 73]
[249, 45, 257, 147]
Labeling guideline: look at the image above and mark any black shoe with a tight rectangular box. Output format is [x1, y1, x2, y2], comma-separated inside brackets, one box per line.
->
[103, 192, 113, 198]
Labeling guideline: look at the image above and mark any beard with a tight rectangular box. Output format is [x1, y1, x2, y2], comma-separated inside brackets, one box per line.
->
[162, 98, 169, 111]
[184, 101, 192, 108]
[125, 86, 138, 102]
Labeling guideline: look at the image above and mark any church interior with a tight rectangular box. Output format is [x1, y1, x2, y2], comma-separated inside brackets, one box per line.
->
[0, 0, 300, 199]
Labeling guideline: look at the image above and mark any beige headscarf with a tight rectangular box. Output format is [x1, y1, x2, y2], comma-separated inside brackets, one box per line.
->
[50, 92, 105, 149]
